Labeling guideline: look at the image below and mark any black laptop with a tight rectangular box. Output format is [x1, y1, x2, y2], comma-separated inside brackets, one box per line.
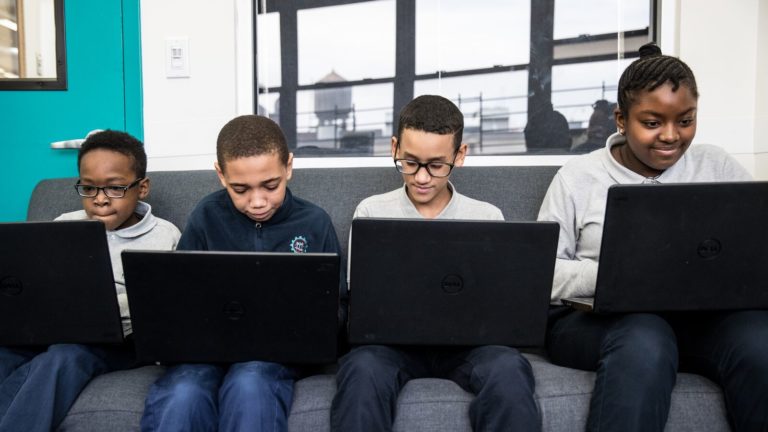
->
[561, 181, 768, 313]
[122, 250, 340, 364]
[348, 218, 558, 347]
[0, 220, 124, 346]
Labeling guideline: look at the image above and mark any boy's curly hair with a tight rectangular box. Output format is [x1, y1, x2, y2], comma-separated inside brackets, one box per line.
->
[78, 130, 146, 178]
[217, 115, 289, 171]
[396, 95, 464, 151]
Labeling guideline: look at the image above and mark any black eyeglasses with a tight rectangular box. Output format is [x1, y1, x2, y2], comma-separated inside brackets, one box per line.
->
[392, 139, 460, 177]
[74, 178, 144, 198]
[394, 159, 456, 178]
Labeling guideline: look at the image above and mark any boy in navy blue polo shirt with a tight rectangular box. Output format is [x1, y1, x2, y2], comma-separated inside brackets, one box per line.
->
[140, 115, 345, 432]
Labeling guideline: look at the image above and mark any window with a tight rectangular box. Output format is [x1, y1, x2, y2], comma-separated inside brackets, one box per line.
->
[0, 0, 66, 90]
[255, 0, 655, 156]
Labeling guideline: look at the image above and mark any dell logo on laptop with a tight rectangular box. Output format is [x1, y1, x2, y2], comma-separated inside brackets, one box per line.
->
[0, 276, 23, 297]
[222, 301, 246, 321]
[697, 238, 722, 259]
[441, 274, 464, 294]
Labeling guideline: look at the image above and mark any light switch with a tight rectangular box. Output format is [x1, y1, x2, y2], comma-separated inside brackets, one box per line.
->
[165, 37, 190, 78]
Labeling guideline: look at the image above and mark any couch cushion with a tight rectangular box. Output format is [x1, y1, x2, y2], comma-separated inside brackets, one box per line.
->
[287, 374, 474, 432]
[57, 365, 166, 432]
[56, 356, 731, 432]
[527, 354, 731, 432]
[27, 177, 82, 222]
[288, 375, 336, 431]
[450, 166, 560, 221]
[140, 171, 220, 231]
[665, 374, 731, 431]
[393, 378, 473, 432]
[289, 354, 730, 431]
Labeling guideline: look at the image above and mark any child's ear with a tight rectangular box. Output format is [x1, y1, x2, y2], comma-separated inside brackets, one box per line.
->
[285, 153, 294, 181]
[214, 162, 228, 189]
[614, 108, 626, 134]
[137, 177, 150, 199]
[454, 143, 468, 167]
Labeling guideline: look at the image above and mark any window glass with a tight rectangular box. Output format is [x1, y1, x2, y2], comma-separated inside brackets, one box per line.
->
[552, 58, 632, 151]
[297, 1, 395, 86]
[296, 83, 394, 156]
[416, 0, 530, 75]
[257, 90, 280, 120]
[256, 11, 281, 89]
[0, 0, 20, 78]
[554, 0, 650, 40]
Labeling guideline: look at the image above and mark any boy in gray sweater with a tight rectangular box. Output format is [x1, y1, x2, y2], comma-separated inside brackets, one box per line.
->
[0, 130, 179, 432]
[331, 95, 540, 432]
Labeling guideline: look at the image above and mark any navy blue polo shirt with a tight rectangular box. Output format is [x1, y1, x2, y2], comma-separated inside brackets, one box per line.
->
[179, 187, 340, 256]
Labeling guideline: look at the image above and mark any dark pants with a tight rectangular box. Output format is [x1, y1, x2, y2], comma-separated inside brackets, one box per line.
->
[0, 342, 134, 432]
[547, 307, 768, 432]
[141, 361, 298, 432]
[331, 344, 540, 432]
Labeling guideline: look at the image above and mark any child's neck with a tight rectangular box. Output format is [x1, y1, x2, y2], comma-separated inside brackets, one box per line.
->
[409, 186, 452, 219]
[611, 143, 664, 178]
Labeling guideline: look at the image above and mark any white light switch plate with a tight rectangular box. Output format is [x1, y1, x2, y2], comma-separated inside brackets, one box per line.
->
[165, 37, 190, 78]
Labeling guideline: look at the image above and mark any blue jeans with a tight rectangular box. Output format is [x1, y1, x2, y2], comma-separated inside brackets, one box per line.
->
[547, 307, 768, 432]
[0, 343, 118, 432]
[331, 345, 540, 432]
[141, 361, 297, 432]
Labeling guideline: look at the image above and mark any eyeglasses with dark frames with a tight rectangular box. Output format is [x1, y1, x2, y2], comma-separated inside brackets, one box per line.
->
[394, 159, 456, 178]
[74, 178, 144, 198]
[393, 145, 460, 178]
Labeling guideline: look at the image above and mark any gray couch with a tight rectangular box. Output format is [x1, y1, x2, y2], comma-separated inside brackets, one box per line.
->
[27, 166, 730, 431]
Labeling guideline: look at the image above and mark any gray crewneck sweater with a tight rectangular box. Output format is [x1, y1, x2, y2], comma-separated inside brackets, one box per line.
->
[56, 201, 181, 334]
[538, 133, 752, 303]
[353, 182, 503, 220]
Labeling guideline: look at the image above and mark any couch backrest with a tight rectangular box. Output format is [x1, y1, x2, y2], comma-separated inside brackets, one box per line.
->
[27, 166, 560, 257]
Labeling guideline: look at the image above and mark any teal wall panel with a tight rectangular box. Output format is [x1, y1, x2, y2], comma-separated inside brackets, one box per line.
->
[123, 0, 144, 139]
[0, 0, 142, 222]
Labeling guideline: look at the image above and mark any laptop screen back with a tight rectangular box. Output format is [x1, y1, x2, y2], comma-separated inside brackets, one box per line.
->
[0, 220, 123, 346]
[348, 218, 557, 346]
[122, 250, 340, 364]
[593, 182, 768, 313]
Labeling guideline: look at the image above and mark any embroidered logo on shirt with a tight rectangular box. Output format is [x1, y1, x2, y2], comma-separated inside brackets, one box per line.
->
[290, 236, 309, 253]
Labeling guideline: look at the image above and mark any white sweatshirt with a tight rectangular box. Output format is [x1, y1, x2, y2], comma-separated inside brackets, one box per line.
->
[537, 133, 752, 303]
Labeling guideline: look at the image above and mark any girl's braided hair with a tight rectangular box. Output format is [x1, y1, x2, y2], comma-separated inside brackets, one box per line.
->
[617, 42, 698, 116]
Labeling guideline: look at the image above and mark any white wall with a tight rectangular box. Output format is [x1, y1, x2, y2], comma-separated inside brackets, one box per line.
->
[755, 0, 768, 179]
[141, 0, 768, 176]
[674, 0, 768, 179]
[141, 0, 247, 171]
